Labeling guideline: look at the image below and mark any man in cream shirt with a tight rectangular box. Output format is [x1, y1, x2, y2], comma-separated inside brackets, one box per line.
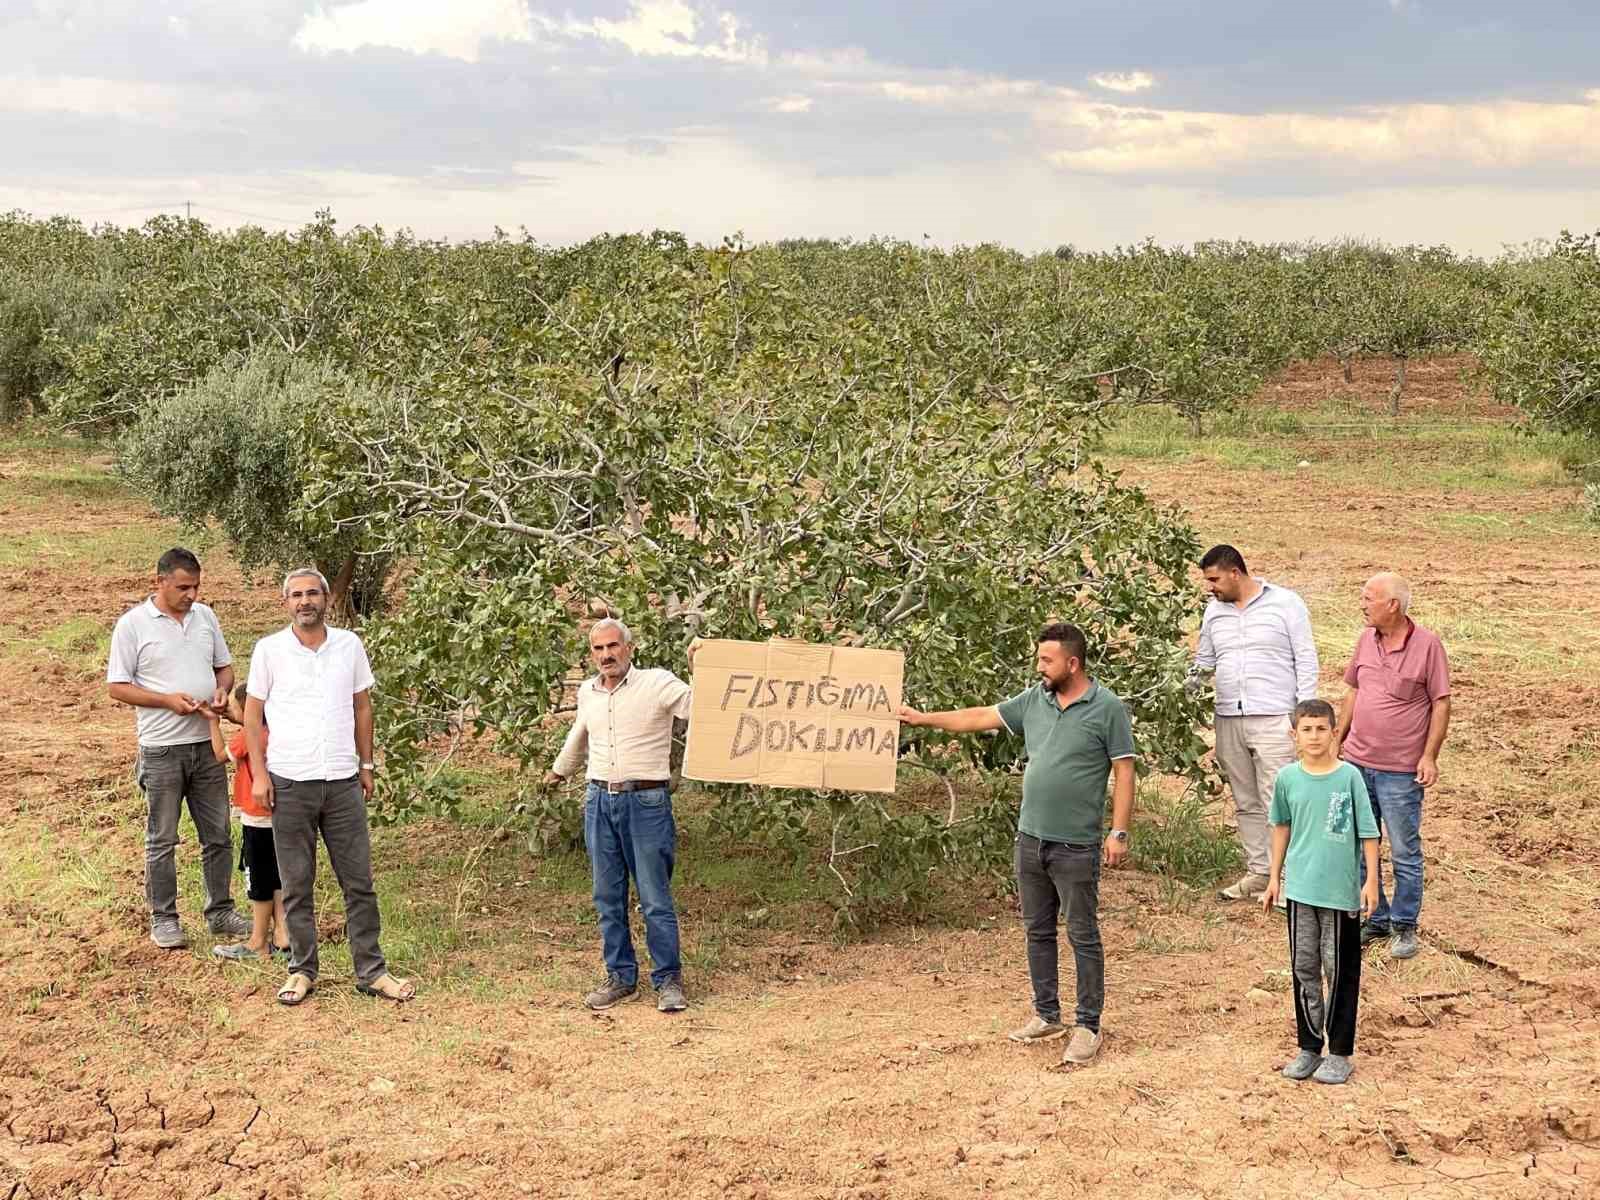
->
[546, 618, 694, 1013]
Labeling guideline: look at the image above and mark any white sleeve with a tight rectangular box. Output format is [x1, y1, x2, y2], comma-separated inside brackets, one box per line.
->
[209, 608, 233, 668]
[351, 637, 376, 694]
[106, 614, 140, 684]
[1290, 597, 1320, 702]
[246, 640, 273, 701]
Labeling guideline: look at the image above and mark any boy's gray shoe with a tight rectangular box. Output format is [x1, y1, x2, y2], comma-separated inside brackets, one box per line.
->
[1313, 1054, 1354, 1084]
[209, 909, 253, 939]
[1281, 1050, 1322, 1080]
[583, 974, 638, 1010]
[150, 920, 188, 950]
[1360, 922, 1390, 947]
[1390, 928, 1419, 959]
[211, 942, 261, 962]
[655, 975, 688, 1012]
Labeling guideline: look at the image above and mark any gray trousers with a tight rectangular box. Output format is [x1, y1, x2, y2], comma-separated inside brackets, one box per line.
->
[1016, 833, 1104, 1031]
[1214, 715, 1297, 876]
[137, 740, 236, 929]
[1288, 900, 1361, 1055]
[269, 773, 387, 984]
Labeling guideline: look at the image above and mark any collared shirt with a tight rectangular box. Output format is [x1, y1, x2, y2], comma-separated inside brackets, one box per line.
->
[1341, 619, 1451, 773]
[551, 666, 692, 784]
[1192, 579, 1319, 716]
[246, 625, 375, 782]
[106, 598, 232, 746]
[996, 680, 1136, 844]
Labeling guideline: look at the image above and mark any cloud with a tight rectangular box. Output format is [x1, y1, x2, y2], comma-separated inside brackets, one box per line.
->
[1089, 71, 1154, 95]
[763, 94, 813, 114]
[1039, 90, 1600, 177]
[293, 0, 534, 62]
[7, 0, 1600, 258]
[552, 0, 767, 63]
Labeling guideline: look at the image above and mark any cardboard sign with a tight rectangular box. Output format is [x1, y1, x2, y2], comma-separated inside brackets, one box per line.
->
[684, 639, 904, 793]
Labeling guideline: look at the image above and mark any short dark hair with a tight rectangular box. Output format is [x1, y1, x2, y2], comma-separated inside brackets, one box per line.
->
[1037, 622, 1089, 666]
[1199, 544, 1247, 574]
[1293, 698, 1336, 727]
[157, 547, 201, 577]
[233, 682, 250, 705]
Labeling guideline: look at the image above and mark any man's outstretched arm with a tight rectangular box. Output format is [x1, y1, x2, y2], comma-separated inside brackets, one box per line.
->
[898, 704, 1006, 734]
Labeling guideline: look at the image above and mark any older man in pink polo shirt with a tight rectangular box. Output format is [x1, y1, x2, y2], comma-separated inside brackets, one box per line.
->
[1335, 572, 1451, 961]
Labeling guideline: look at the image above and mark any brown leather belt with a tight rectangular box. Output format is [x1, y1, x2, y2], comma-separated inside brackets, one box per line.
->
[598, 779, 669, 793]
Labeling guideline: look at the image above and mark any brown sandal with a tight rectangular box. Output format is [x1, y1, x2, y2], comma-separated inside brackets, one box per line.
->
[356, 973, 416, 1002]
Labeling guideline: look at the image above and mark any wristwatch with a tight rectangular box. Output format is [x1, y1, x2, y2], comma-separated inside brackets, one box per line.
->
[360, 761, 375, 771]
[1108, 829, 1129, 842]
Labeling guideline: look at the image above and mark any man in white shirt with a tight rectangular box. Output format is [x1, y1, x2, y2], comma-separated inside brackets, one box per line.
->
[244, 567, 413, 1006]
[107, 547, 251, 947]
[1190, 544, 1319, 900]
[545, 618, 693, 1013]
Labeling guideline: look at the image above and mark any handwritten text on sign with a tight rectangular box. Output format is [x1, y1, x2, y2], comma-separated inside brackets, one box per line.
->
[684, 639, 904, 793]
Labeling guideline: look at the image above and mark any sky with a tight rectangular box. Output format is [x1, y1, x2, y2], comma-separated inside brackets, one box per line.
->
[4, 0, 1600, 254]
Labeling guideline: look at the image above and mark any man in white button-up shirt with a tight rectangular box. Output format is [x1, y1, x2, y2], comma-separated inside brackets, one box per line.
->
[545, 617, 693, 1013]
[245, 567, 413, 1005]
[1190, 544, 1319, 900]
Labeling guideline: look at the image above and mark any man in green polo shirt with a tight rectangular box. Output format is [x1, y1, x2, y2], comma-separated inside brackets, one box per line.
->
[899, 622, 1136, 1065]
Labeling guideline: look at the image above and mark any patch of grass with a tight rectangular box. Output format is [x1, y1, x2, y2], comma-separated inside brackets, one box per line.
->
[0, 524, 207, 572]
[1423, 509, 1597, 542]
[35, 614, 111, 676]
[0, 422, 101, 457]
[1132, 785, 1242, 891]
[1131, 914, 1222, 955]
[0, 462, 129, 508]
[1099, 398, 1600, 495]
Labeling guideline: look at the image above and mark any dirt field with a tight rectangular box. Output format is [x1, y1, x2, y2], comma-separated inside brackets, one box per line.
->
[3, 357, 1597, 1199]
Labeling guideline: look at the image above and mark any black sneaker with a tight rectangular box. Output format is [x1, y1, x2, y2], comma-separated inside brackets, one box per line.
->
[655, 975, 688, 1013]
[583, 974, 638, 1010]
[1359, 922, 1390, 948]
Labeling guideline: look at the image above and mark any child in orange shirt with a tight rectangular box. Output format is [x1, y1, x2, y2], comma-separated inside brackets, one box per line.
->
[204, 683, 289, 961]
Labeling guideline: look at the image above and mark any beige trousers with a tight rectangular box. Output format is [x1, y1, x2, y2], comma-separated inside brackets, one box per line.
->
[1214, 714, 1297, 877]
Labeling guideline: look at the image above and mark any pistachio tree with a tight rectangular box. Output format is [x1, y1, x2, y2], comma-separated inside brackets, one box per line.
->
[300, 237, 1212, 910]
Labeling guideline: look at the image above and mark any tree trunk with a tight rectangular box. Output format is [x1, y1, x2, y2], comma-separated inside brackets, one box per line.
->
[1187, 409, 1204, 438]
[1389, 358, 1407, 417]
[1339, 353, 1353, 384]
[325, 553, 359, 626]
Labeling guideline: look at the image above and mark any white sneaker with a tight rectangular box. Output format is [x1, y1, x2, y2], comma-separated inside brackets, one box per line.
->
[1061, 1026, 1102, 1064]
[1217, 873, 1269, 901]
[1007, 1015, 1068, 1042]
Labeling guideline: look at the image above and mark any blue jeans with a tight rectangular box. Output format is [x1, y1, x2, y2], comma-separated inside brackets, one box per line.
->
[1355, 766, 1424, 931]
[584, 783, 681, 989]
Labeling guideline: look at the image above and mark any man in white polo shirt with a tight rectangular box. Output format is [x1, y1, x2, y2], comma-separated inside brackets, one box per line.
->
[545, 617, 693, 1013]
[244, 567, 413, 1006]
[107, 547, 250, 948]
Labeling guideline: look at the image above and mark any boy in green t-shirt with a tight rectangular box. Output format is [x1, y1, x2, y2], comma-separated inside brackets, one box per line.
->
[1263, 699, 1380, 1085]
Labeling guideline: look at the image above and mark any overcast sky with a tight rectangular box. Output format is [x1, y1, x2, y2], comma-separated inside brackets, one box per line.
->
[5, 0, 1600, 254]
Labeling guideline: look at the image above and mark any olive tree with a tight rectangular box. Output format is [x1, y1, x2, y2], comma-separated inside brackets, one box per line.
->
[116, 348, 390, 618]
